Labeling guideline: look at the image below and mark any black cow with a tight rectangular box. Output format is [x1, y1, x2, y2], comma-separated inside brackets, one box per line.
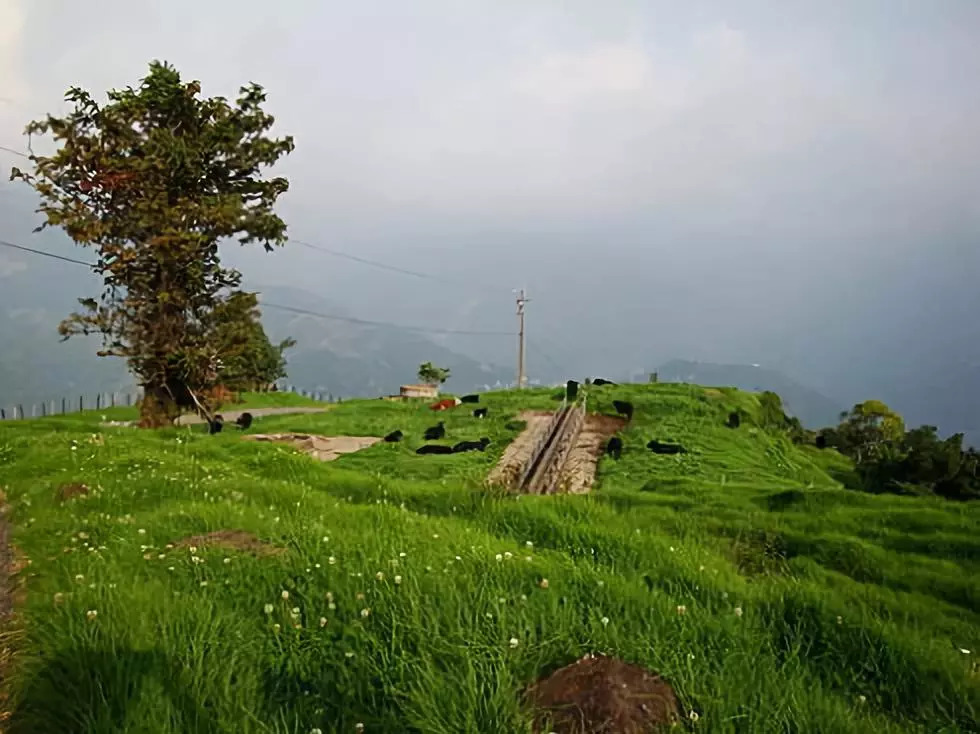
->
[566, 380, 579, 401]
[726, 411, 741, 429]
[592, 378, 616, 386]
[460, 394, 480, 404]
[606, 436, 623, 460]
[473, 408, 488, 419]
[383, 429, 404, 443]
[423, 421, 446, 441]
[647, 439, 687, 455]
[208, 415, 224, 435]
[235, 412, 253, 430]
[452, 437, 491, 453]
[815, 434, 827, 449]
[416, 444, 454, 455]
[612, 400, 634, 421]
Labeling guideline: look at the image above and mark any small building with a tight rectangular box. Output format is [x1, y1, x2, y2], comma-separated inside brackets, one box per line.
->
[400, 384, 439, 399]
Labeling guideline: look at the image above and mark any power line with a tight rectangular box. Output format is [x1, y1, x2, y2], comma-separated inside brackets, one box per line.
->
[0, 236, 513, 338]
[0, 238, 97, 267]
[291, 237, 510, 295]
[0, 145, 28, 159]
[258, 301, 512, 336]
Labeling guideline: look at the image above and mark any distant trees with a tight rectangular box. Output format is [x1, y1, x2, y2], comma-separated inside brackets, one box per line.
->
[817, 401, 978, 500]
[418, 362, 451, 386]
[10, 61, 295, 426]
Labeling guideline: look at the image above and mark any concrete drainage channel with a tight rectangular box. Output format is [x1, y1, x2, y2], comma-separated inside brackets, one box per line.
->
[516, 397, 588, 495]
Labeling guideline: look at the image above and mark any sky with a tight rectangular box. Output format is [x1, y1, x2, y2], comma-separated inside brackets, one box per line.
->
[1, 0, 979, 429]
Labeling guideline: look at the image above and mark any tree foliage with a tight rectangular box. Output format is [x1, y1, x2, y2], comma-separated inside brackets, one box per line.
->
[10, 61, 294, 426]
[210, 291, 295, 391]
[818, 402, 978, 500]
[417, 361, 451, 386]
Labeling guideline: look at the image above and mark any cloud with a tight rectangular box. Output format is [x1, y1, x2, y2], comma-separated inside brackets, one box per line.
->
[0, 256, 27, 278]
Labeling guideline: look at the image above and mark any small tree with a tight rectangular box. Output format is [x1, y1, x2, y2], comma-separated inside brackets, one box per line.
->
[210, 291, 295, 392]
[418, 361, 450, 386]
[10, 61, 294, 426]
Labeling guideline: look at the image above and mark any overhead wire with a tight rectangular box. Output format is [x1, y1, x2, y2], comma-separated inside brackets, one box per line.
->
[0, 237, 514, 338]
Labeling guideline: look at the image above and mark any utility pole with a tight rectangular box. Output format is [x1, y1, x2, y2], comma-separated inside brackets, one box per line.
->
[516, 288, 529, 389]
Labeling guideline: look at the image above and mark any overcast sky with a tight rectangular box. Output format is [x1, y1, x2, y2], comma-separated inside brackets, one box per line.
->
[1, 0, 979, 417]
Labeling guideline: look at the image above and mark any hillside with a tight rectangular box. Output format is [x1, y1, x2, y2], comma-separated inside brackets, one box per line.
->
[0, 383, 976, 733]
[656, 359, 844, 428]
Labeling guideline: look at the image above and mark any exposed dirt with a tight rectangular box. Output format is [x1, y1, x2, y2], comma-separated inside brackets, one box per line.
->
[525, 653, 681, 733]
[555, 415, 627, 494]
[55, 482, 90, 503]
[486, 411, 555, 488]
[242, 433, 382, 461]
[0, 490, 27, 732]
[101, 406, 331, 429]
[171, 530, 285, 557]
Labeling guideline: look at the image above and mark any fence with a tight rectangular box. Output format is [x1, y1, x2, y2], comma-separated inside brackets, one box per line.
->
[0, 383, 336, 421]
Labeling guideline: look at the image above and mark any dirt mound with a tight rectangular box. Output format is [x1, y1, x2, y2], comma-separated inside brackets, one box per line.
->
[486, 411, 555, 488]
[525, 654, 681, 733]
[55, 483, 89, 502]
[242, 433, 381, 461]
[556, 415, 627, 494]
[171, 530, 285, 557]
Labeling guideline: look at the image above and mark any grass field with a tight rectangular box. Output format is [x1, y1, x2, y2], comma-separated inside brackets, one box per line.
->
[0, 383, 977, 733]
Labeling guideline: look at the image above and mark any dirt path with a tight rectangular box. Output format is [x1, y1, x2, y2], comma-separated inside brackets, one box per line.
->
[486, 411, 555, 488]
[556, 415, 626, 494]
[175, 406, 330, 426]
[243, 433, 381, 461]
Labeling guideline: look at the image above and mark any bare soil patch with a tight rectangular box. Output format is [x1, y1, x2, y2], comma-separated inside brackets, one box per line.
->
[55, 483, 89, 503]
[243, 433, 381, 461]
[172, 530, 285, 557]
[555, 415, 627, 494]
[486, 411, 555, 488]
[0, 491, 27, 731]
[524, 653, 681, 733]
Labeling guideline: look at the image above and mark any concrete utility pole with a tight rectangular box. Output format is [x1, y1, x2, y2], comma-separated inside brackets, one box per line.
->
[516, 288, 529, 389]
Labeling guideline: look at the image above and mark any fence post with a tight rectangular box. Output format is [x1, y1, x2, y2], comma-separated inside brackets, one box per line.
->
[41, 402, 46, 417]
[79, 396, 84, 412]
[111, 392, 116, 407]
[18, 405, 24, 420]
[126, 393, 131, 407]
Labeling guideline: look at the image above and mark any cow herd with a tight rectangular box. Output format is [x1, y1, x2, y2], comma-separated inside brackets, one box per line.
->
[382, 393, 493, 456]
[208, 412, 253, 434]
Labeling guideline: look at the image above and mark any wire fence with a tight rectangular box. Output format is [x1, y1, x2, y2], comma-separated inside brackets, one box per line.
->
[0, 383, 340, 421]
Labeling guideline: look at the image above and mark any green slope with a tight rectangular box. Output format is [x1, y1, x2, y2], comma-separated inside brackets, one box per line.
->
[0, 383, 977, 733]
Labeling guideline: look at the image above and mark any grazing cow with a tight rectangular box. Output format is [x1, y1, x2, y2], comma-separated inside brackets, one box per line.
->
[235, 412, 253, 430]
[416, 444, 454, 455]
[647, 439, 687, 455]
[424, 421, 446, 441]
[383, 429, 404, 443]
[566, 380, 579, 401]
[815, 434, 827, 449]
[208, 415, 224, 435]
[592, 378, 616, 386]
[726, 411, 741, 429]
[460, 394, 480, 404]
[606, 436, 623, 460]
[612, 400, 634, 421]
[452, 437, 491, 453]
[430, 398, 462, 412]
[473, 407, 488, 419]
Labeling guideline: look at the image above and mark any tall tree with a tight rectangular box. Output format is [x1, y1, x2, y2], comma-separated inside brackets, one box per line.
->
[10, 61, 294, 426]
[418, 361, 451, 386]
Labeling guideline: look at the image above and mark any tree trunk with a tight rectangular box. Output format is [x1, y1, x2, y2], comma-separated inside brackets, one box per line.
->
[138, 383, 181, 428]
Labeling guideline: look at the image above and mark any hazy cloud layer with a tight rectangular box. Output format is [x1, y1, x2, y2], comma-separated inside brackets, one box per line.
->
[1, 0, 978, 431]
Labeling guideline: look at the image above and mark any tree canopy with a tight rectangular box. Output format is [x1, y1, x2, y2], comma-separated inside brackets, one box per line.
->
[418, 361, 451, 386]
[10, 61, 295, 426]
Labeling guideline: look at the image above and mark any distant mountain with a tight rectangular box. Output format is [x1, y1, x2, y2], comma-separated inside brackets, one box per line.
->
[255, 284, 513, 397]
[655, 359, 844, 428]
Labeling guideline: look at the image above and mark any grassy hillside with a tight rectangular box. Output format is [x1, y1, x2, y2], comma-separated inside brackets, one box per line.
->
[0, 384, 977, 733]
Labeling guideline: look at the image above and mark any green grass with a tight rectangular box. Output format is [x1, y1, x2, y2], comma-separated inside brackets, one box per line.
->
[0, 383, 977, 733]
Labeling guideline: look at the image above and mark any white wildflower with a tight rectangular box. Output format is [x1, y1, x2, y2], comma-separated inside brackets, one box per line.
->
[509, 637, 519, 648]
